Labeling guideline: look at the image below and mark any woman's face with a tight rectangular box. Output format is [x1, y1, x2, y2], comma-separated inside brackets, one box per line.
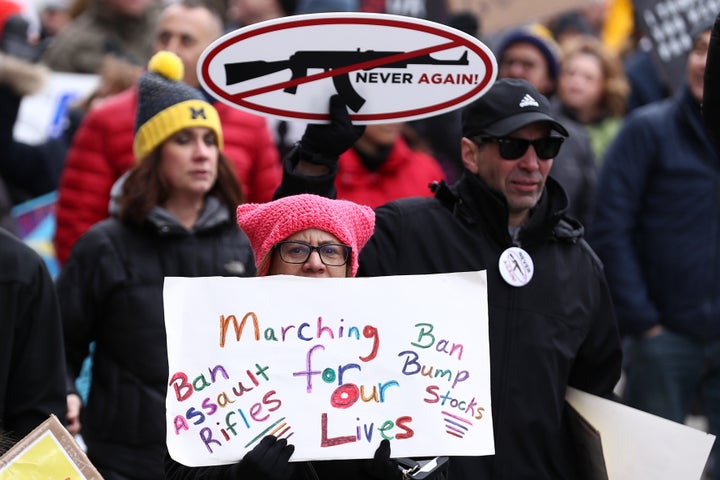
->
[268, 229, 350, 278]
[558, 52, 604, 113]
[160, 127, 218, 202]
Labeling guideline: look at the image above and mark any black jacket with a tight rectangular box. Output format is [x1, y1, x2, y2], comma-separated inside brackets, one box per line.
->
[56, 198, 255, 479]
[0, 227, 66, 441]
[704, 11, 720, 152]
[277, 155, 622, 479]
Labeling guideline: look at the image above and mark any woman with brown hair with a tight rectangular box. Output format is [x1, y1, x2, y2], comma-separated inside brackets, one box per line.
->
[556, 34, 630, 164]
[56, 51, 255, 480]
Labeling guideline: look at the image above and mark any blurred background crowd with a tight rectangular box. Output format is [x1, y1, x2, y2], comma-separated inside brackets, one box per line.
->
[2, 0, 719, 477]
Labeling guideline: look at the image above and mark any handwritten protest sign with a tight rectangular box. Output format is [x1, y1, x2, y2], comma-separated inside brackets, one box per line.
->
[0, 415, 103, 480]
[164, 271, 493, 466]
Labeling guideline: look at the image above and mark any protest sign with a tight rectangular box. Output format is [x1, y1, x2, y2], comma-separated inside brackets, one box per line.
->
[0, 415, 103, 480]
[164, 271, 493, 466]
[11, 191, 59, 278]
[14, 72, 98, 145]
[566, 387, 716, 480]
[198, 12, 497, 124]
[633, 0, 720, 94]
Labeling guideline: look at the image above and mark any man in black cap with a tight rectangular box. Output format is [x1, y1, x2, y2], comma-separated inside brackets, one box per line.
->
[275, 78, 622, 480]
[494, 24, 598, 228]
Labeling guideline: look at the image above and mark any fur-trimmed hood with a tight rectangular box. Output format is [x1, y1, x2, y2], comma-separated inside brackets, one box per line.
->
[0, 52, 48, 96]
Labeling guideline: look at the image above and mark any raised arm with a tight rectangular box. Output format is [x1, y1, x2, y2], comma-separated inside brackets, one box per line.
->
[273, 95, 364, 199]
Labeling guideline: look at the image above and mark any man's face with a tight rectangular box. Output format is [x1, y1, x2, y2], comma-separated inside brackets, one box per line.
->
[499, 43, 555, 96]
[687, 30, 710, 103]
[153, 4, 223, 88]
[461, 123, 554, 226]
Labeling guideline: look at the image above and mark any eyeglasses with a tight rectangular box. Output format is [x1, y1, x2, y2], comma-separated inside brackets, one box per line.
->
[275, 241, 351, 267]
[472, 136, 564, 160]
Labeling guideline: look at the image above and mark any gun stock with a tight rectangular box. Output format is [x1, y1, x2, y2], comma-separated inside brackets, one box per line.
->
[225, 59, 291, 85]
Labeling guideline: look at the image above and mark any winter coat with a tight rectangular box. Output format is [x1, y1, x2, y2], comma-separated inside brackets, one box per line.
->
[275, 154, 622, 479]
[39, 1, 159, 73]
[0, 227, 66, 440]
[0, 52, 64, 206]
[590, 84, 720, 339]
[56, 197, 255, 479]
[0, 51, 53, 232]
[703, 11, 720, 152]
[359, 174, 620, 479]
[166, 455, 378, 480]
[336, 137, 445, 208]
[53, 86, 281, 264]
[548, 99, 597, 227]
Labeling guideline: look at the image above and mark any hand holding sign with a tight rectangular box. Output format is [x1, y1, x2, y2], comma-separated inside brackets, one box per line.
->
[163, 273, 493, 465]
[227, 435, 296, 480]
[299, 95, 365, 167]
[361, 439, 402, 480]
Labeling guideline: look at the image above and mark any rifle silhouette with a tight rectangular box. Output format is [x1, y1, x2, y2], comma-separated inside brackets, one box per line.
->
[225, 49, 469, 111]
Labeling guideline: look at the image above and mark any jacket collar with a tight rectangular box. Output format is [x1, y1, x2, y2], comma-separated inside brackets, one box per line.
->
[146, 196, 231, 235]
[448, 171, 572, 248]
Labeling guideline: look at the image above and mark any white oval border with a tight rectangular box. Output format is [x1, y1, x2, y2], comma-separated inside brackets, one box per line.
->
[198, 12, 497, 124]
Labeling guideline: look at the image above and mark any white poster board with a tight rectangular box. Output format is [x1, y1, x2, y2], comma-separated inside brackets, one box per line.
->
[164, 271, 493, 467]
[566, 387, 716, 480]
[14, 71, 99, 144]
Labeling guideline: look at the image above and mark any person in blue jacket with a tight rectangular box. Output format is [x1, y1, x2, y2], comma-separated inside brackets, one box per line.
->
[590, 19, 720, 480]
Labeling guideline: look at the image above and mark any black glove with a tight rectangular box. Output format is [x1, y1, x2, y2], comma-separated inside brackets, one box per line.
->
[361, 439, 402, 480]
[227, 435, 296, 480]
[299, 94, 366, 166]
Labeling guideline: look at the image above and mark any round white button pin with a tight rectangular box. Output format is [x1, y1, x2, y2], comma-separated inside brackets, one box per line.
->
[498, 247, 534, 287]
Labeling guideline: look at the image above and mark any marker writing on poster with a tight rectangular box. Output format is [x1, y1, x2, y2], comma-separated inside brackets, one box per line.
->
[219, 313, 379, 362]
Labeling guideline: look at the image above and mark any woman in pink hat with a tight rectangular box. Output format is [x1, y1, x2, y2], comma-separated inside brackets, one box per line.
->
[237, 193, 375, 278]
[167, 194, 412, 480]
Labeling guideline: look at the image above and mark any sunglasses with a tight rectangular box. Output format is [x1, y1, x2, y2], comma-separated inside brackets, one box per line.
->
[472, 136, 564, 160]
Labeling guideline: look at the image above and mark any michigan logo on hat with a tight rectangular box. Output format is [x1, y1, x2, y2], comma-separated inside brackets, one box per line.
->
[133, 51, 223, 161]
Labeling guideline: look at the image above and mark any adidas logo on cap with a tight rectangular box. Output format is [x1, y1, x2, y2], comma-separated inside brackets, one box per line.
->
[519, 94, 539, 108]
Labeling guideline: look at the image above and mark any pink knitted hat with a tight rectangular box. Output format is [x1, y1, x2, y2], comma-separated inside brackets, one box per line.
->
[236, 194, 375, 276]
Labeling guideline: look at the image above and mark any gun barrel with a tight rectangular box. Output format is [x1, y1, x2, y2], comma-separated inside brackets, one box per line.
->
[383, 50, 469, 68]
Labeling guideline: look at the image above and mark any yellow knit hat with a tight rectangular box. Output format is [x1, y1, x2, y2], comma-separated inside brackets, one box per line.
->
[133, 51, 223, 161]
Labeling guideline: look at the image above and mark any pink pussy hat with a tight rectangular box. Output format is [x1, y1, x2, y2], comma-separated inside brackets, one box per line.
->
[236, 194, 375, 277]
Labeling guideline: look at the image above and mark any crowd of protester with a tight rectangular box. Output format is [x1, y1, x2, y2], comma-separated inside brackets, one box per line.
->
[2, 0, 720, 478]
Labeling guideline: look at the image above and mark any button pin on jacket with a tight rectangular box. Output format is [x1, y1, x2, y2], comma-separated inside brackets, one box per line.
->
[498, 247, 534, 287]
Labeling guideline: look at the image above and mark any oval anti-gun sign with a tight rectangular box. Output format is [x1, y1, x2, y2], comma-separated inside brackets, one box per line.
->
[198, 12, 497, 123]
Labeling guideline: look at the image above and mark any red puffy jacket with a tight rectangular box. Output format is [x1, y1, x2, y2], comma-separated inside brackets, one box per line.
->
[336, 137, 445, 209]
[53, 87, 281, 265]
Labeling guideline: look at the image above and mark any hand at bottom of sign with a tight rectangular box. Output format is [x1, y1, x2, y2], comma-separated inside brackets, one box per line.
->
[228, 435, 296, 480]
[361, 439, 403, 480]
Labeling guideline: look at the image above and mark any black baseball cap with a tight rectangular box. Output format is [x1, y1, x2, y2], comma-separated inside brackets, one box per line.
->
[462, 78, 568, 138]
